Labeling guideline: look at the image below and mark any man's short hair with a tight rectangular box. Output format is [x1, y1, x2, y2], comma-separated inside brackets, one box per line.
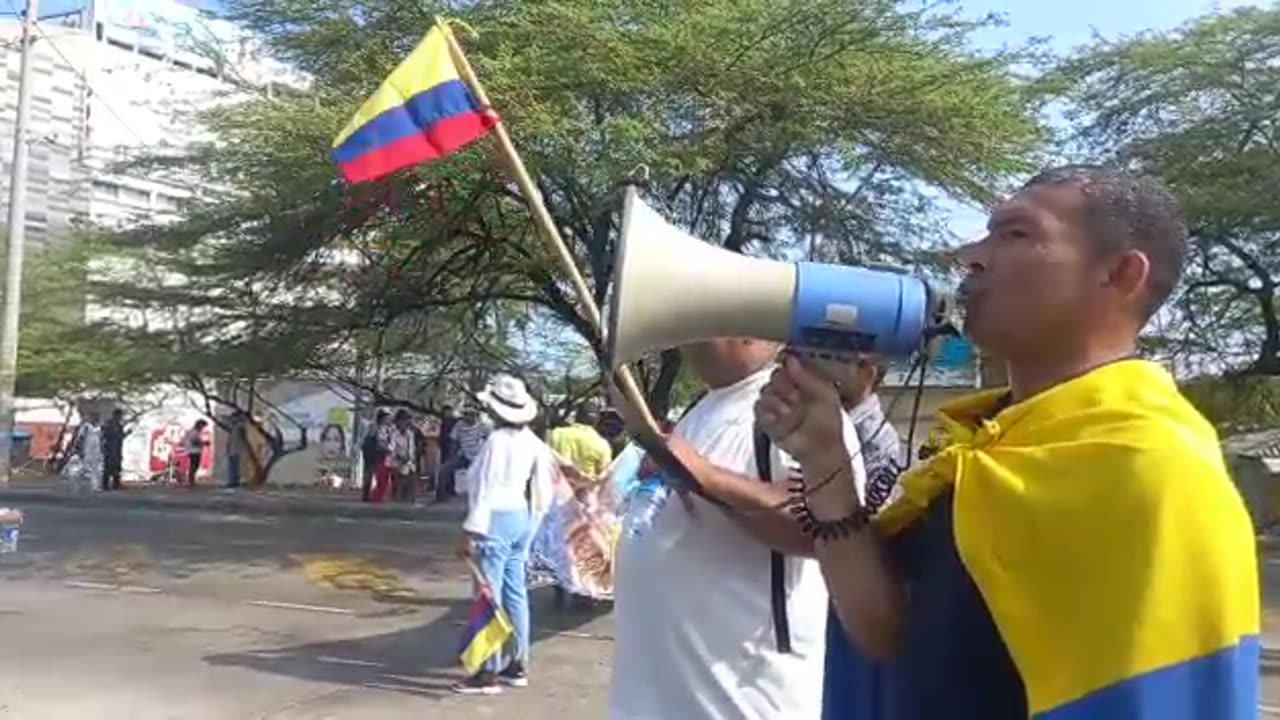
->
[865, 357, 889, 389]
[1022, 164, 1188, 321]
[575, 399, 602, 424]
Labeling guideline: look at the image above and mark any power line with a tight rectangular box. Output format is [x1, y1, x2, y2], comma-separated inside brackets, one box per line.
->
[3, 0, 151, 147]
[1, 2, 218, 196]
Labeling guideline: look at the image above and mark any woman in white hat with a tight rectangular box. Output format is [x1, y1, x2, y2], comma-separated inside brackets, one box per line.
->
[454, 373, 555, 695]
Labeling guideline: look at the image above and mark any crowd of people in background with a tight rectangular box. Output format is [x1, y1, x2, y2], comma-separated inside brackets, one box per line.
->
[351, 390, 631, 511]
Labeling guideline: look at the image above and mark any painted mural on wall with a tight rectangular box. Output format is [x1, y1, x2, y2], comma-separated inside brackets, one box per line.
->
[882, 335, 979, 388]
[266, 391, 355, 488]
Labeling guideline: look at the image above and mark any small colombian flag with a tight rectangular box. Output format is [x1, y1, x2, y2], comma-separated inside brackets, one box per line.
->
[332, 25, 498, 183]
[458, 583, 514, 674]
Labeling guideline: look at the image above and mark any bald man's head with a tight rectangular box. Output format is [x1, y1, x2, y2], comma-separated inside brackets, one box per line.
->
[681, 338, 780, 389]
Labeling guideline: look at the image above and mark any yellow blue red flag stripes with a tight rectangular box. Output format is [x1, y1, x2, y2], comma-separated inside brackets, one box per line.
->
[459, 583, 513, 674]
[332, 25, 497, 183]
[876, 359, 1260, 718]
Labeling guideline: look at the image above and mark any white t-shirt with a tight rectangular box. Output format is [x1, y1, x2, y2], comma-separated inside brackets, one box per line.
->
[463, 427, 555, 537]
[610, 367, 866, 720]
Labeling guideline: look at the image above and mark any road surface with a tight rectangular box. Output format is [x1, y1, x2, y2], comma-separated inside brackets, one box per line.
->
[4, 499, 1280, 718]
[0, 502, 613, 719]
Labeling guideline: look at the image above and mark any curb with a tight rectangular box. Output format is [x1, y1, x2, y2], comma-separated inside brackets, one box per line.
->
[0, 487, 459, 523]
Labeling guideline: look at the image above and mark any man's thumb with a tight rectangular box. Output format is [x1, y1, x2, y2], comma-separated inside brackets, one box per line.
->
[783, 355, 837, 398]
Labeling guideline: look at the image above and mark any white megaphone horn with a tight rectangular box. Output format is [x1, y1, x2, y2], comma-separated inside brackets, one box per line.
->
[607, 187, 954, 373]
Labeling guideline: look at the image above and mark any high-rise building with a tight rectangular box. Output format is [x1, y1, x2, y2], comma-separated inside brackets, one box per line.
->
[0, 0, 298, 252]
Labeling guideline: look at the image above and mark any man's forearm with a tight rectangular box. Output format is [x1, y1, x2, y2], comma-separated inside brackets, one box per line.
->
[801, 456, 905, 660]
[697, 466, 814, 556]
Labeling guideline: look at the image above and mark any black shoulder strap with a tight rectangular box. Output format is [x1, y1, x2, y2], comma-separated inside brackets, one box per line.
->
[754, 428, 792, 654]
[674, 390, 708, 424]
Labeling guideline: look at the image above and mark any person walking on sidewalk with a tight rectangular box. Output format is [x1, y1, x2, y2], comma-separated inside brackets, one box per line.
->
[360, 410, 390, 502]
[101, 409, 128, 491]
[75, 412, 105, 494]
[454, 374, 554, 695]
[546, 400, 612, 478]
[224, 413, 248, 489]
[181, 420, 208, 488]
[388, 410, 418, 504]
[437, 405, 490, 502]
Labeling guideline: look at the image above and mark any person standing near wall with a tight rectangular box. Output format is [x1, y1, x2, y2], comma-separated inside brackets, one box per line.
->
[181, 420, 208, 488]
[101, 409, 128, 491]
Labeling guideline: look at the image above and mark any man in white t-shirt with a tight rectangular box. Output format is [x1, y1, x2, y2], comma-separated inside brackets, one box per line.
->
[611, 338, 866, 720]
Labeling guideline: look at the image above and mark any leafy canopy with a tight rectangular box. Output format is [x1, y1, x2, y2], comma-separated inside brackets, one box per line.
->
[23, 0, 1046, 417]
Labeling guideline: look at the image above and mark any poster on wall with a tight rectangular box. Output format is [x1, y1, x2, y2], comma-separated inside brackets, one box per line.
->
[147, 421, 213, 480]
[266, 390, 354, 489]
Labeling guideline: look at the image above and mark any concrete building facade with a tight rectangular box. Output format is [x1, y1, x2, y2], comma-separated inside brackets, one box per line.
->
[0, 0, 297, 255]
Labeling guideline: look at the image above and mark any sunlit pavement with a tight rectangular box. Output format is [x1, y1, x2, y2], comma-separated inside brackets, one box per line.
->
[0, 503, 612, 719]
[4, 501, 1280, 718]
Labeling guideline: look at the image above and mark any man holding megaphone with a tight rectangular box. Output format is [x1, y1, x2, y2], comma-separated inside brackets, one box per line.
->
[743, 166, 1258, 719]
[605, 166, 1257, 719]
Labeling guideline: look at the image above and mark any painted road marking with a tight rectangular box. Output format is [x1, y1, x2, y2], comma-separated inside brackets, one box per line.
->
[315, 655, 384, 668]
[296, 554, 423, 602]
[247, 600, 354, 615]
[65, 580, 118, 591]
[64, 580, 163, 594]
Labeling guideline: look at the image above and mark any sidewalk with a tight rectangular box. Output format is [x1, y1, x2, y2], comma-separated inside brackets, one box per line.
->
[0, 476, 457, 522]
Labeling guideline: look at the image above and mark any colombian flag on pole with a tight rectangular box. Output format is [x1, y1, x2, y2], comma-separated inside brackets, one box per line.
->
[876, 359, 1259, 718]
[332, 25, 498, 183]
[459, 562, 514, 674]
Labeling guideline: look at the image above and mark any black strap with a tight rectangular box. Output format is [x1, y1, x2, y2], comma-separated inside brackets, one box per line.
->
[754, 428, 792, 654]
[525, 452, 537, 509]
[675, 391, 708, 424]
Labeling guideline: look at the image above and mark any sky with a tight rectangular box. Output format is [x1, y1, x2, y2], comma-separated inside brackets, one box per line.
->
[941, 0, 1264, 237]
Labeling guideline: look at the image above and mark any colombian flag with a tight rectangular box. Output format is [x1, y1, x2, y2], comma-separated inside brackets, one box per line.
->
[332, 25, 498, 183]
[876, 359, 1259, 718]
[459, 582, 514, 674]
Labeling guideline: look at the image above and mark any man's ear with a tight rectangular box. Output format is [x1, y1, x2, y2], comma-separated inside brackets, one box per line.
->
[1107, 248, 1151, 302]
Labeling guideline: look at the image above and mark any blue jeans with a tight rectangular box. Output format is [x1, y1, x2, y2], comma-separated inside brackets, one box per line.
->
[473, 508, 533, 672]
[226, 457, 241, 488]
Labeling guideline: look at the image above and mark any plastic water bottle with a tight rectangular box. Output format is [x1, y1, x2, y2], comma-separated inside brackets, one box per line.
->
[622, 477, 669, 539]
[0, 507, 22, 554]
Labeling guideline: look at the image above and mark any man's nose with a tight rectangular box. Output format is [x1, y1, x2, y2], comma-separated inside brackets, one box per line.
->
[943, 234, 987, 271]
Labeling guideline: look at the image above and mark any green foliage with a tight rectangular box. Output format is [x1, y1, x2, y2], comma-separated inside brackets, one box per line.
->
[1046, 5, 1280, 374]
[1181, 374, 1280, 433]
[22, 0, 1046, 415]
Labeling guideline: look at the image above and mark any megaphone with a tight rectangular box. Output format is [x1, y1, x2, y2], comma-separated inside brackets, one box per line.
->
[608, 187, 953, 372]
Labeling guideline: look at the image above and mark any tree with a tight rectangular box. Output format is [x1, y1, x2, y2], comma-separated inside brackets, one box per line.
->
[1046, 5, 1280, 375]
[26, 0, 1046, 428]
[1180, 374, 1280, 434]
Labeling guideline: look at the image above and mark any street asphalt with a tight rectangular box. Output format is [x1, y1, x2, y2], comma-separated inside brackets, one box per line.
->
[0, 501, 613, 719]
[3, 494, 1280, 718]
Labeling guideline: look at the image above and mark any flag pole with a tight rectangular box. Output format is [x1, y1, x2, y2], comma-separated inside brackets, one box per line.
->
[440, 20, 664, 439]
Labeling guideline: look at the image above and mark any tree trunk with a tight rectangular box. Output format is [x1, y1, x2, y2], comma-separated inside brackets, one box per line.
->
[646, 350, 683, 420]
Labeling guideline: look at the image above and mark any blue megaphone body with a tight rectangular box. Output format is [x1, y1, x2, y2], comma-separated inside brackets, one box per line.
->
[607, 187, 954, 371]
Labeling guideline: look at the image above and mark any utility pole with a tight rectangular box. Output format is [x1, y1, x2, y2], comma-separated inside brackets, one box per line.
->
[0, 0, 40, 484]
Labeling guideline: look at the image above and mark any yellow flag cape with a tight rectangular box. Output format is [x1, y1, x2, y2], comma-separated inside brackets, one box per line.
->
[875, 359, 1259, 717]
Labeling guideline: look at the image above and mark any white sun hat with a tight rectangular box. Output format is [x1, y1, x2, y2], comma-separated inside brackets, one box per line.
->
[476, 374, 539, 426]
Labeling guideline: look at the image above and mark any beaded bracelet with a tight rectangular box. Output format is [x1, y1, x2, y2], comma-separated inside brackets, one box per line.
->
[787, 472, 871, 541]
